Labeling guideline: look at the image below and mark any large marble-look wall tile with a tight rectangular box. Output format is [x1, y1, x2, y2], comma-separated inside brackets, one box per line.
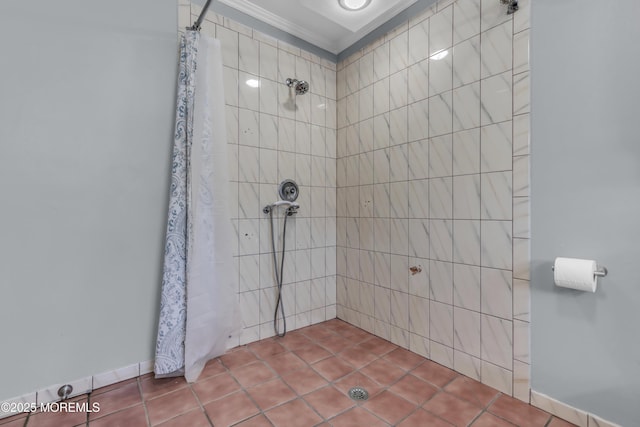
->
[196, 9, 338, 346]
[335, 0, 529, 403]
[453, 0, 480, 44]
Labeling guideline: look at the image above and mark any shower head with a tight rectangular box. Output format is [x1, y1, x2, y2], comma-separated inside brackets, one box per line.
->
[286, 78, 310, 95]
[295, 80, 309, 95]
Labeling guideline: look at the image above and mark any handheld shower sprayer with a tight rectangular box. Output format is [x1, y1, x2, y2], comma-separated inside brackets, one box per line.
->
[263, 180, 300, 337]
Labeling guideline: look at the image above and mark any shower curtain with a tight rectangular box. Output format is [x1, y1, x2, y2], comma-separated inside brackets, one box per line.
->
[154, 30, 240, 382]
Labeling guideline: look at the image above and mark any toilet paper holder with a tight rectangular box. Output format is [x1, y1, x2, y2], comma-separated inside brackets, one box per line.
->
[552, 264, 608, 277]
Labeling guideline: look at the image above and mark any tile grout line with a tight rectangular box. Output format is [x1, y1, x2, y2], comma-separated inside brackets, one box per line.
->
[136, 377, 152, 427]
[186, 382, 215, 427]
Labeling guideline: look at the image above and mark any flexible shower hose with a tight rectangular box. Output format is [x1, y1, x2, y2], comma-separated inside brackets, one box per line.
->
[268, 207, 290, 337]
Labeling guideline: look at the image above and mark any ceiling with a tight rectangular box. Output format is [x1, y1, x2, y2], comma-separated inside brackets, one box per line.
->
[214, 0, 420, 55]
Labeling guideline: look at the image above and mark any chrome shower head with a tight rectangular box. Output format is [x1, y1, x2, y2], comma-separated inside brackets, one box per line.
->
[295, 80, 309, 95]
[286, 78, 310, 95]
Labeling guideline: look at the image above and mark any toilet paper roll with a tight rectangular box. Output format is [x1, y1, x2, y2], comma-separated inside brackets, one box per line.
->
[553, 257, 597, 292]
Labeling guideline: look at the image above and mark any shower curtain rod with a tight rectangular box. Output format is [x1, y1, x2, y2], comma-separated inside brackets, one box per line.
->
[189, 0, 213, 31]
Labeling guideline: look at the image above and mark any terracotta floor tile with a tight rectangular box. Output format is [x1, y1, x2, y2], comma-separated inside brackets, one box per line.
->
[299, 324, 337, 341]
[248, 339, 287, 360]
[276, 332, 313, 351]
[444, 376, 500, 408]
[423, 392, 482, 427]
[231, 361, 276, 388]
[192, 372, 240, 404]
[91, 381, 142, 420]
[333, 372, 384, 400]
[303, 385, 355, 419]
[312, 356, 355, 382]
[389, 374, 439, 405]
[0, 412, 27, 426]
[326, 320, 359, 334]
[355, 337, 397, 356]
[548, 417, 578, 427]
[155, 408, 210, 427]
[363, 391, 417, 425]
[198, 358, 226, 380]
[336, 326, 373, 343]
[204, 391, 259, 427]
[265, 399, 322, 427]
[383, 348, 426, 371]
[88, 404, 147, 427]
[360, 358, 406, 386]
[317, 335, 353, 354]
[293, 344, 332, 364]
[410, 360, 458, 388]
[322, 319, 354, 333]
[338, 346, 378, 369]
[264, 352, 306, 376]
[233, 414, 273, 427]
[282, 367, 328, 395]
[139, 376, 187, 401]
[146, 387, 198, 426]
[470, 412, 517, 427]
[397, 408, 454, 427]
[488, 395, 551, 427]
[246, 378, 297, 411]
[15, 319, 571, 427]
[329, 407, 390, 427]
[220, 348, 258, 370]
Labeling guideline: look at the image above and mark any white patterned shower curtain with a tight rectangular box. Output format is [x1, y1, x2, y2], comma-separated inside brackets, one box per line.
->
[154, 31, 240, 382]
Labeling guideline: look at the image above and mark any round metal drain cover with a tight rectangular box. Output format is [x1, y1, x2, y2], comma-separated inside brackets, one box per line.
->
[348, 387, 369, 401]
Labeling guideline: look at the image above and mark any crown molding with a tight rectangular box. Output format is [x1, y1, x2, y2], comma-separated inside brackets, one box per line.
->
[218, 0, 339, 53]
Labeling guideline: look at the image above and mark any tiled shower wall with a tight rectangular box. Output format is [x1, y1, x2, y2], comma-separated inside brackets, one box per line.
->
[184, 0, 532, 402]
[335, 0, 531, 400]
[186, 4, 339, 346]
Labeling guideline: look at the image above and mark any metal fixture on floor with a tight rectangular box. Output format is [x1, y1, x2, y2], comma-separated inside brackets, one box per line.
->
[500, 0, 518, 14]
[348, 387, 369, 401]
[263, 180, 300, 337]
[57, 384, 73, 400]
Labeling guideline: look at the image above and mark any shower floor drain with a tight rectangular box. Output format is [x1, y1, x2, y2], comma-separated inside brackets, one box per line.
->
[348, 387, 369, 401]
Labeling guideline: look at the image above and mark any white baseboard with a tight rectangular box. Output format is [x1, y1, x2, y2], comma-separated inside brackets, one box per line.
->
[0, 359, 154, 420]
[530, 390, 622, 427]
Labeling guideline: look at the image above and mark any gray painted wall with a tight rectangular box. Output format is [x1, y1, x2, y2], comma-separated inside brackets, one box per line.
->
[531, 1, 640, 425]
[0, 1, 177, 399]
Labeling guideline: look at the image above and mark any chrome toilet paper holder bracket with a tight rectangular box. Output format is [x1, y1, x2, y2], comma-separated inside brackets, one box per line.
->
[552, 264, 608, 277]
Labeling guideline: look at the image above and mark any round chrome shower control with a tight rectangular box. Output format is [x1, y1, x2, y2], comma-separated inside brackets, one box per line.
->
[278, 179, 299, 202]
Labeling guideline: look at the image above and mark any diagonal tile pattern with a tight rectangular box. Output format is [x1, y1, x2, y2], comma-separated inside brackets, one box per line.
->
[5, 320, 577, 427]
